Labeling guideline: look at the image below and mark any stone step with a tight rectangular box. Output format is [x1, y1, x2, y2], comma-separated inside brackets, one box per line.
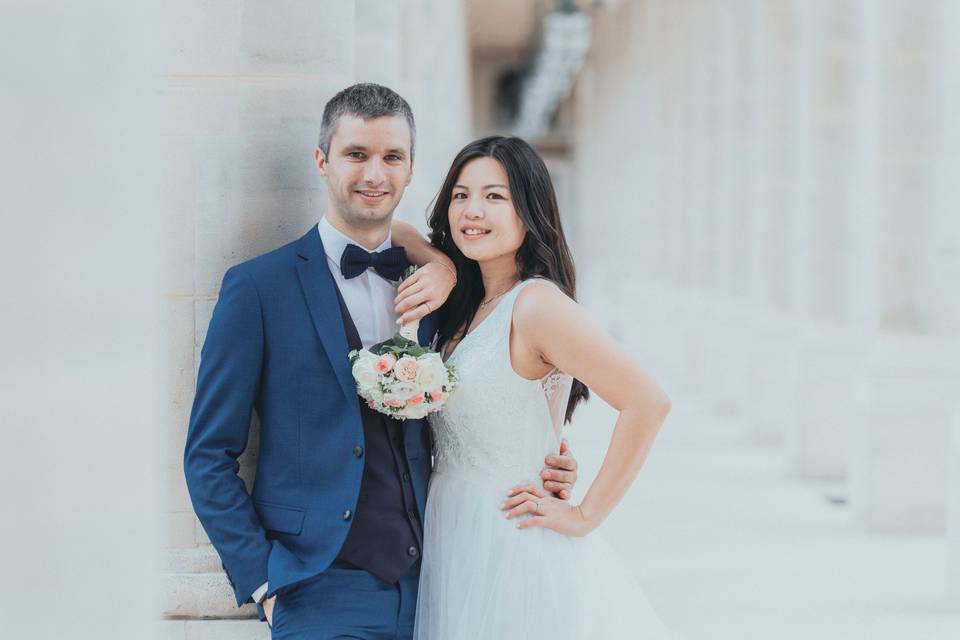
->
[160, 620, 268, 640]
[163, 570, 258, 619]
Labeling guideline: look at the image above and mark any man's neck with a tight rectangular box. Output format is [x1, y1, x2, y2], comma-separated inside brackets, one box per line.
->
[324, 211, 391, 251]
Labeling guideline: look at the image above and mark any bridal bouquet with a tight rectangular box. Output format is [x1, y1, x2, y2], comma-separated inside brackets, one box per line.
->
[348, 267, 459, 420]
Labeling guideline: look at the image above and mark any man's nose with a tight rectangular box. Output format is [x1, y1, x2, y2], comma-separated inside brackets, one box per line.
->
[363, 160, 386, 185]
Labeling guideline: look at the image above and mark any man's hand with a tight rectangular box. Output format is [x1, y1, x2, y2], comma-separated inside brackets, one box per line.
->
[394, 261, 456, 325]
[539, 438, 578, 500]
[263, 595, 276, 627]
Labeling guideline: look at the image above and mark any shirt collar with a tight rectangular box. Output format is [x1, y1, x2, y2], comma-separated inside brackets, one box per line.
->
[318, 216, 393, 265]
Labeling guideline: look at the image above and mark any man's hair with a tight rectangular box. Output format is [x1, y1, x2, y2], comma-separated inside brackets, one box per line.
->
[318, 83, 416, 157]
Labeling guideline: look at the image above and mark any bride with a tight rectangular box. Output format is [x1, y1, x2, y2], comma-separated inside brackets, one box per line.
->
[401, 136, 673, 639]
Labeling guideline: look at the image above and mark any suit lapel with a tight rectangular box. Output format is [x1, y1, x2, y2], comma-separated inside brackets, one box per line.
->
[295, 228, 357, 403]
[417, 310, 438, 348]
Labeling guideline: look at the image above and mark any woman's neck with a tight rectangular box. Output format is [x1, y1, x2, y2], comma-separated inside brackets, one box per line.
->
[478, 254, 521, 301]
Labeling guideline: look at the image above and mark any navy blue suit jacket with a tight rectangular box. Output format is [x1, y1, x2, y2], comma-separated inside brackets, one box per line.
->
[184, 227, 437, 606]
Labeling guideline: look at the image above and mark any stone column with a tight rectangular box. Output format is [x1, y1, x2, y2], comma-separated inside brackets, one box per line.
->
[783, 0, 867, 480]
[162, 2, 356, 637]
[848, 0, 960, 532]
[930, 0, 960, 601]
[738, 0, 803, 446]
[0, 3, 166, 638]
[396, 0, 472, 229]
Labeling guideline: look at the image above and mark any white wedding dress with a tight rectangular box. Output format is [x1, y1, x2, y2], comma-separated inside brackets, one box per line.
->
[414, 279, 670, 639]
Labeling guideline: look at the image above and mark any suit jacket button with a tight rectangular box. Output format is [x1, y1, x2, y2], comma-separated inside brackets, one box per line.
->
[342, 509, 352, 521]
[353, 445, 363, 458]
[407, 546, 418, 557]
[402, 472, 410, 482]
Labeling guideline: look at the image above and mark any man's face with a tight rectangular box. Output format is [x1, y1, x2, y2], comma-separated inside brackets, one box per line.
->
[315, 114, 413, 230]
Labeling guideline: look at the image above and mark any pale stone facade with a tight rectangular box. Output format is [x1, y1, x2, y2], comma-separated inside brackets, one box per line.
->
[161, 2, 470, 637]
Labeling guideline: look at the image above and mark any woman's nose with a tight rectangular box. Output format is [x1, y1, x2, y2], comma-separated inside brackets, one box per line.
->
[463, 198, 483, 219]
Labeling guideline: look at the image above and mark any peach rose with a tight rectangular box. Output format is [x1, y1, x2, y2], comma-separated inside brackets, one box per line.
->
[384, 396, 405, 408]
[393, 356, 419, 382]
[407, 393, 425, 406]
[375, 353, 397, 374]
[428, 389, 445, 403]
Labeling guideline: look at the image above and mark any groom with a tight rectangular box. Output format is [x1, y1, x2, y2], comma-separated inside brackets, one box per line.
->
[184, 83, 578, 638]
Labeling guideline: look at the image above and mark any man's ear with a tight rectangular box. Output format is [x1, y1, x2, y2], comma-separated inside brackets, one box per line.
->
[314, 147, 328, 177]
[406, 155, 414, 185]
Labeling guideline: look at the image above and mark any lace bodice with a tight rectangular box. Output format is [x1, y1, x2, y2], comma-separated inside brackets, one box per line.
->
[431, 279, 572, 483]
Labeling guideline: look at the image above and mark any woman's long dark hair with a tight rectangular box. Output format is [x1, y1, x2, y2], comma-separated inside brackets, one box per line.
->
[428, 136, 589, 423]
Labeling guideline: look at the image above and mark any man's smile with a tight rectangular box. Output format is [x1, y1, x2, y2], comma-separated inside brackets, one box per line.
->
[355, 189, 390, 204]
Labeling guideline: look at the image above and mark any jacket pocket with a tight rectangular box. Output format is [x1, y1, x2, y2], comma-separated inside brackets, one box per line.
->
[254, 500, 306, 535]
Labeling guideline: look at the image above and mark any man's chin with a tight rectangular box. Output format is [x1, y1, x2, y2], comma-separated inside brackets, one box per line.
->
[343, 206, 395, 228]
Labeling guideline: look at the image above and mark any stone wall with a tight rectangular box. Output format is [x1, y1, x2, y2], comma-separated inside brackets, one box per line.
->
[161, 1, 471, 636]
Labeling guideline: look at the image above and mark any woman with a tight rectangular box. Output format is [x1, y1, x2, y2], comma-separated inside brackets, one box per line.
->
[406, 136, 672, 639]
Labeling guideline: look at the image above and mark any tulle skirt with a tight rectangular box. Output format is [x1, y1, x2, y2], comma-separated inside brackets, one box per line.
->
[413, 468, 671, 640]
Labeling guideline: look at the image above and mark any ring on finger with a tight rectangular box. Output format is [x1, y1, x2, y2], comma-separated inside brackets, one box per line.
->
[534, 500, 542, 515]
[422, 302, 432, 313]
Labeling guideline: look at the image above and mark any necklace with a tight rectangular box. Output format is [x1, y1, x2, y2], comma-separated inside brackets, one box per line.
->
[478, 280, 519, 309]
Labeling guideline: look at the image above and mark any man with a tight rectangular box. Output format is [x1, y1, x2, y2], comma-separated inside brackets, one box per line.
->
[184, 83, 578, 638]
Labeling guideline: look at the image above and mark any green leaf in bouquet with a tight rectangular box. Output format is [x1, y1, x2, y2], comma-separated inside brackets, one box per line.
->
[370, 333, 420, 355]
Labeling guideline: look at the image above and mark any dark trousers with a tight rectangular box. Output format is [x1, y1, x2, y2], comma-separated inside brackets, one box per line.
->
[266, 561, 420, 639]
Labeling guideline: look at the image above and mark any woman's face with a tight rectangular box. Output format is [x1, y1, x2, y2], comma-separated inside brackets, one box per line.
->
[447, 157, 526, 264]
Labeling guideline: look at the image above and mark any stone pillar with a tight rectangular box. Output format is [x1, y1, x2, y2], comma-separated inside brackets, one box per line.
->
[697, 1, 755, 420]
[738, 0, 803, 446]
[783, 0, 867, 480]
[930, 0, 960, 599]
[0, 3, 166, 638]
[848, 0, 960, 532]
[396, 0, 472, 228]
[161, 2, 356, 636]
[950, 408, 960, 601]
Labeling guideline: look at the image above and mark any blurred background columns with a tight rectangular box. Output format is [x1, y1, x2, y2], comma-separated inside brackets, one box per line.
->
[847, 0, 960, 533]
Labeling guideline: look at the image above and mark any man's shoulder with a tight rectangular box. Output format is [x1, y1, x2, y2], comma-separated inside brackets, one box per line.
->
[227, 233, 306, 280]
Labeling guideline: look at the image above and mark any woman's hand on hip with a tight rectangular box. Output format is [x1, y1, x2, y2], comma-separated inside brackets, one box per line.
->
[501, 484, 593, 538]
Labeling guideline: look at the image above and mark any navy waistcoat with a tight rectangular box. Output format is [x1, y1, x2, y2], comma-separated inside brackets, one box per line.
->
[331, 283, 425, 583]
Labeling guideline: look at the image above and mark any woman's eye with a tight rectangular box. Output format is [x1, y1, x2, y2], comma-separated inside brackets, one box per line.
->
[452, 193, 466, 200]
[486, 193, 504, 200]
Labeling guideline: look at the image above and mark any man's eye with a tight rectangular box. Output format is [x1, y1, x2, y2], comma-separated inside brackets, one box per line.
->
[385, 154, 401, 162]
[348, 152, 365, 159]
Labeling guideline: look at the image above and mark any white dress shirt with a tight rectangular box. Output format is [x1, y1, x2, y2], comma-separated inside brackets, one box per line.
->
[252, 217, 401, 604]
[316, 216, 401, 347]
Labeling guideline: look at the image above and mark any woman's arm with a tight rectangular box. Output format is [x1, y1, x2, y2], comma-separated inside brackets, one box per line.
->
[391, 219, 457, 324]
[501, 282, 671, 536]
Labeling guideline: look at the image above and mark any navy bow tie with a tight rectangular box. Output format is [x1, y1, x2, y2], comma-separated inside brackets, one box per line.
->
[340, 243, 408, 280]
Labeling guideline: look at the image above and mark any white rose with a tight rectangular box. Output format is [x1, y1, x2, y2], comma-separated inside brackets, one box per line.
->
[388, 381, 418, 400]
[352, 355, 379, 392]
[415, 355, 447, 391]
